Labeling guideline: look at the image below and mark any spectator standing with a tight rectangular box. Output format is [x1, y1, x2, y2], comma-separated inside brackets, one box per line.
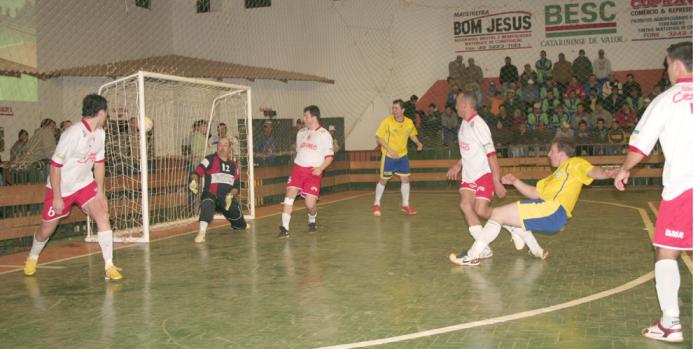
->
[535, 50, 553, 84]
[464, 58, 484, 86]
[499, 56, 519, 86]
[593, 49, 613, 89]
[441, 106, 459, 146]
[572, 49, 594, 84]
[552, 53, 574, 91]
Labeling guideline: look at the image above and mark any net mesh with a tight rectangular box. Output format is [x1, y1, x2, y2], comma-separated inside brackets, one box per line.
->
[90, 73, 251, 242]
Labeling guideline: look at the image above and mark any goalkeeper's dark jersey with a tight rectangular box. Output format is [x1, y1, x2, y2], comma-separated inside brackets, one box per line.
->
[193, 153, 239, 198]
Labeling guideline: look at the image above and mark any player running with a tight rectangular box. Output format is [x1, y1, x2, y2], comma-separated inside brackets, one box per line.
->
[446, 91, 523, 259]
[372, 99, 424, 216]
[23, 94, 123, 280]
[614, 42, 692, 343]
[190, 137, 247, 243]
[278, 105, 334, 239]
[450, 137, 616, 266]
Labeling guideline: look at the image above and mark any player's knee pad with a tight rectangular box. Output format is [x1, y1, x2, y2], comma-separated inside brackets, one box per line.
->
[283, 197, 295, 206]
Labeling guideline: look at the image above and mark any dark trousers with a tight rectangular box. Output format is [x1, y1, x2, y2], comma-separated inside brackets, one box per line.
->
[199, 192, 247, 229]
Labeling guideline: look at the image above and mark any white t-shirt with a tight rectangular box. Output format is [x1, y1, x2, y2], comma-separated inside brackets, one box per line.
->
[294, 126, 334, 167]
[629, 77, 693, 200]
[458, 113, 496, 183]
[48, 119, 105, 196]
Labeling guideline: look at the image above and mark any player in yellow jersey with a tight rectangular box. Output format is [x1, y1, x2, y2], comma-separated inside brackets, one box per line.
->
[372, 99, 423, 216]
[450, 137, 617, 266]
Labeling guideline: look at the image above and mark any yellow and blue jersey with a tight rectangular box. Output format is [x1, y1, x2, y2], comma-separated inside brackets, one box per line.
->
[375, 115, 417, 158]
[535, 157, 594, 217]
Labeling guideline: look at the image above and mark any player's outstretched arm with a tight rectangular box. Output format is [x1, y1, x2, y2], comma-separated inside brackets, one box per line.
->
[501, 173, 539, 200]
[587, 166, 618, 180]
[614, 151, 645, 191]
[487, 154, 507, 198]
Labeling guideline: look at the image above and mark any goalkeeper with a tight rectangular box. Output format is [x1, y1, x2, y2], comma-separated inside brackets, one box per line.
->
[189, 137, 247, 243]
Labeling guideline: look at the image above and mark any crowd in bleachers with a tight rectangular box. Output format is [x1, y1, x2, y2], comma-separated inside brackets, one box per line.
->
[408, 49, 670, 157]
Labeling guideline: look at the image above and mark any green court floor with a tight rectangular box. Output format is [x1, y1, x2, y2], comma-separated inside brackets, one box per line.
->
[0, 189, 692, 348]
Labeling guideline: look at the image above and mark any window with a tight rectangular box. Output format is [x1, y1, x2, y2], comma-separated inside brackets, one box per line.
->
[245, 0, 271, 9]
[135, 0, 150, 9]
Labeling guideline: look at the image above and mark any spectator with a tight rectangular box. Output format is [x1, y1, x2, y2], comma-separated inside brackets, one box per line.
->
[210, 122, 228, 147]
[554, 121, 575, 141]
[467, 82, 484, 108]
[526, 103, 545, 129]
[464, 57, 484, 86]
[521, 79, 540, 106]
[607, 120, 627, 152]
[590, 102, 613, 127]
[541, 89, 560, 115]
[190, 119, 209, 159]
[511, 108, 526, 130]
[489, 90, 505, 115]
[502, 90, 524, 117]
[446, 81, 460, 110]
[584, 74, 599, 98]
[584, 87, 601, 112]
[479, 104, 497, 128]
[485, 80, 500, 98]
[328, 125, 342, 153]
[564, 77, 585, 100]
[534, 50, 553, 84]
[495, 105, 512, 129]
[254, 120, 276, 154]
[424, 103, 442, 144]
[626, 89, 647, 115]
[59, 120, 72, 134]
[532, 121, 552, 145]
[622, 73, 642, 98]
[550, 104, 569, 131]
[591, 118, 609, 144]
[441, 106, 459, 146]
[575, 120, 593, 155]
[562, 90, 581, 118]
[448, 55, 467, 82]
[615, 104, 638, 131]
[10, 129, 29, 162]
[603, 86, 625, 114]
[648, 85, 663, 100]
[602, 73, 622, 98]
[572, 49, 594, 84]
[539, 79, 560, 100]
[520, 63, 538, 86]
[552, 53, 574, 91]
[19, 118, 57, 166]
[492, 120, 512, 150]
[593, 49, 613, 88]
[571, 103, 590, 126]
[404, 95, 419, 127]
[499, 56, 519, 86]
[510, 123, 532, 157]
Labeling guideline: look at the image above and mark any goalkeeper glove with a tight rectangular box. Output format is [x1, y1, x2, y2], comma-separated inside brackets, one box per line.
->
[189, 179, 198, 194]
[225, 193, 234, 210]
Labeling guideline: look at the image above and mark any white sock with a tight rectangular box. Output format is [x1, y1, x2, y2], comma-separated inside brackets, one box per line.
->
[655, 259, 681, 327]
[510, 227, 542, 254]
[97, 230, 114, 269]
[401, 182, 410, 206]
[308, 213, 317, 223]
[468, 220, 501, 259]
[28, 235, 48, 260]
[374, 182, 385, 206]
[282, 212, 291, 230]
[199, 221, 208, 234]
[468, 225, 482, 240]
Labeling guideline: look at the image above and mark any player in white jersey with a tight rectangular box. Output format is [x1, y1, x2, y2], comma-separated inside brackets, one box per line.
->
[446, 92, 525, 259]
[279, 105, 334, 238]
[614, 42, 692, 343]
[23, 94, 123, 280]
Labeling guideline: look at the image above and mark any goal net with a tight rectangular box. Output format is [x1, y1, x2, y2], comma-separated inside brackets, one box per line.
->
[86, 71, 255, 243]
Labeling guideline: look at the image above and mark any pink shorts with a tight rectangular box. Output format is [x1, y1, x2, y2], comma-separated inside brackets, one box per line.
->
[459, 173, 495, 201]
[41, 181, 98, 221]
[653, 189, 693, 250]
[287, 164, 322, 198]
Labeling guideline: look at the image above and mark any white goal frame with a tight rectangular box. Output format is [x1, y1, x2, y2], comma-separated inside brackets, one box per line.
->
[86, 71, 256, 243]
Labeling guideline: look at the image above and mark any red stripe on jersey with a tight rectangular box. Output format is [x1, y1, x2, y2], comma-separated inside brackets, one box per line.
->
[325, 155, 334, 158]
[95, 159, 105, 163]
[628, 145, 647, 157]
[50, 160, 63, 168]
[676, 77, 692, 84]
[466, 112, 478, 122]
[486, 151, 497, 157]
[81, 118, 93, 132]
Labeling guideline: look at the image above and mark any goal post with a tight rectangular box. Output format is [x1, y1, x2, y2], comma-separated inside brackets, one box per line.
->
[86, 71, 255, 243]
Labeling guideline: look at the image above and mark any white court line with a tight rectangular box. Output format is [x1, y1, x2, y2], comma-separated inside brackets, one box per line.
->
[315, 272, 654, 349]
[314, 198, 658, 349]
[646, 201, 693, 275]
[0, 265, 65, 269]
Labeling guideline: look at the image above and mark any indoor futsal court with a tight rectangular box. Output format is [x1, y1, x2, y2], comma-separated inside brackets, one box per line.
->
[0, 0, 695, 348]
[0, 190, 693, 348]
